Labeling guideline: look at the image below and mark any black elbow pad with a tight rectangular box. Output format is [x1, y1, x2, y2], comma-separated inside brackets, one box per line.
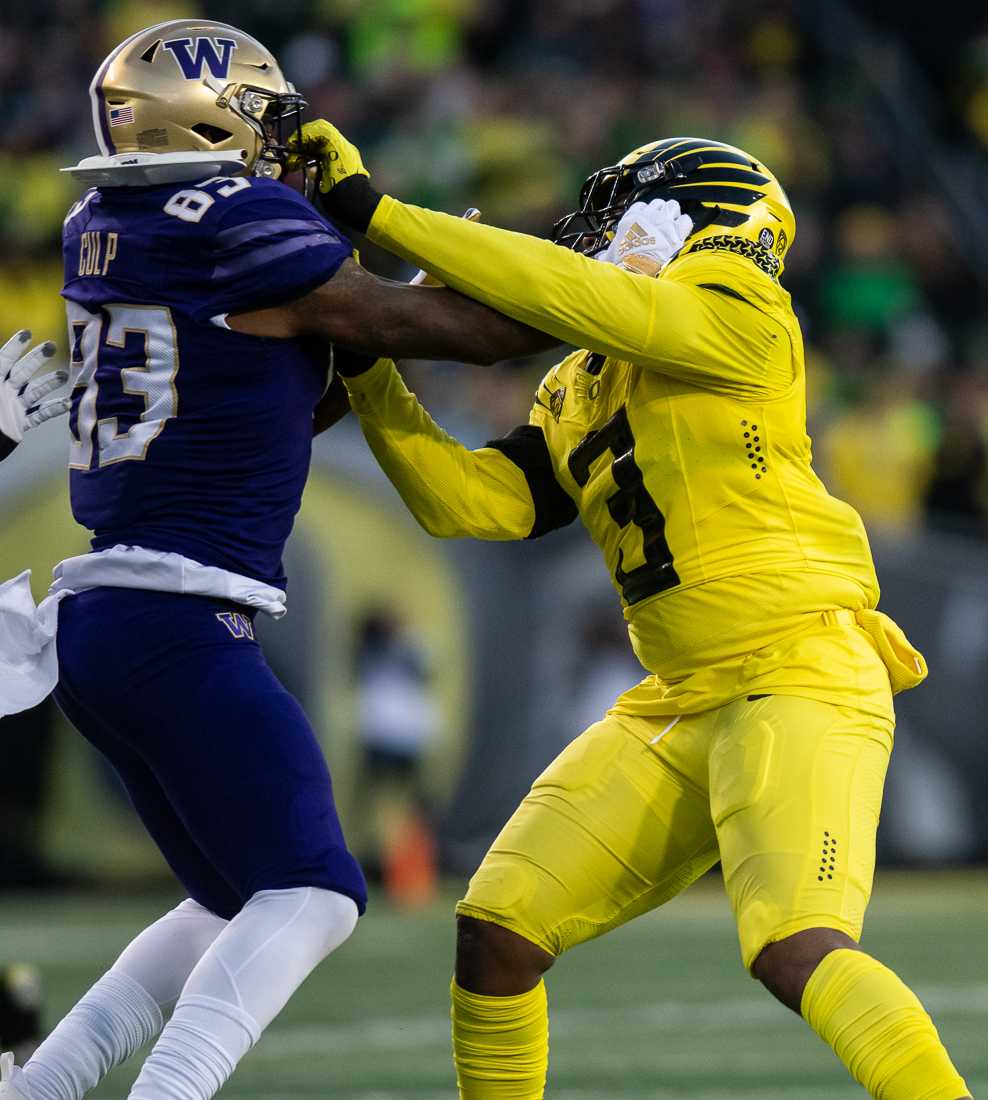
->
[486, 424, 578, 539]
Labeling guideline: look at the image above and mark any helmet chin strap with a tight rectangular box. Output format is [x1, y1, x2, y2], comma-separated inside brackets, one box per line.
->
[301, 161, 319, 201]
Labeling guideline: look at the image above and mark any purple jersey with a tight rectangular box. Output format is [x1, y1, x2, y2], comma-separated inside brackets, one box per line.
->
[61, 175, 351, 589]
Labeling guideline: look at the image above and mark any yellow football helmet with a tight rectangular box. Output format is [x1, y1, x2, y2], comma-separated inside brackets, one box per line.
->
[552, 137, 796, 278]
[64, 19, 306, 187]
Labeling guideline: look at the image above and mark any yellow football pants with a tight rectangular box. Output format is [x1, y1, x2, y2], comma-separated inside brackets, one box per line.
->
[458, 693, 892, 969]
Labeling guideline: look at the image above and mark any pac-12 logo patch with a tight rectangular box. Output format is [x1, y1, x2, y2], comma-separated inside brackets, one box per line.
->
[163, 37, 238, 80]
[758, 227, 774, 250]
[216, 610, 255, 640]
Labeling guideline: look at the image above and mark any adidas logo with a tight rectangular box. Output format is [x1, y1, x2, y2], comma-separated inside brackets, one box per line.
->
[618, 222, 657, 256]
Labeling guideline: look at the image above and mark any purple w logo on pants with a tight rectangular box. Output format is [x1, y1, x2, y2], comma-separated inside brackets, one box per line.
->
[216, 611, 255, 640]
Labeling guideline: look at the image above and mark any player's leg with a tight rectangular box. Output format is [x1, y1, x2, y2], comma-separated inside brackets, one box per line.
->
[16, 671, 235, 1100]
[19, 900, 228, 1100]
[713, 693, 970, 1099]
[78, 591, 366, 1100]
[452, 710, 719, 1098]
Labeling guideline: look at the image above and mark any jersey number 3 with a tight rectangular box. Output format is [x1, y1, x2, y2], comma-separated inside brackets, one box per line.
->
[67, 301, 179, 470]
[568, 406, 680, 605]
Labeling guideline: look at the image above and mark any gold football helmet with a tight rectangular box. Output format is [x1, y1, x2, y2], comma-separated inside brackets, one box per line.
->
[64, 19, 306, 187]
[553, 137, 796, 278]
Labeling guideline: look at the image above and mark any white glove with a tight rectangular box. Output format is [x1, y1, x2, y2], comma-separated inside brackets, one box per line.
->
[0, 330, 70, 456]
[597, 199, 693, 276]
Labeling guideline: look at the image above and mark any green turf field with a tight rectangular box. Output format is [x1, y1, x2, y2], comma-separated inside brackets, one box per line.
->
[3, 871, 985, 1098]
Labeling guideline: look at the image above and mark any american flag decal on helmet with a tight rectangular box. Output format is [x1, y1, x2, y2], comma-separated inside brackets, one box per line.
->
[108, 105, 135, 126]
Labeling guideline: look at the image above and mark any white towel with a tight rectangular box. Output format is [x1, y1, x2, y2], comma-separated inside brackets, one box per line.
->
[0, 546, 287, 718]
[0, 571, 69, 717]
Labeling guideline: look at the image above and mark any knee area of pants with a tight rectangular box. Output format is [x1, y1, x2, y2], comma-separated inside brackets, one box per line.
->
[304, 888, 360, 953]
[248, 887, 359, 953]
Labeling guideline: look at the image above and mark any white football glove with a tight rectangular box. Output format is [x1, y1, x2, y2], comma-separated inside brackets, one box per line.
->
[0, 330, 70, 457]
[597, 199, 693, 276]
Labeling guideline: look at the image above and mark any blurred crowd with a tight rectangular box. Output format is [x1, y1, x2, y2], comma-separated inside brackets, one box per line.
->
[2, 0, 986, 537]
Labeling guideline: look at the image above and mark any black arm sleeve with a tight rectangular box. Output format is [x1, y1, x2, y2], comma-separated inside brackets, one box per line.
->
[486, 424, 578, 539]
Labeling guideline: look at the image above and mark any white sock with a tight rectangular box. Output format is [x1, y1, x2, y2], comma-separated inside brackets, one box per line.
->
[127, 887, 358, 1100]
[23, 900, 228, 1100]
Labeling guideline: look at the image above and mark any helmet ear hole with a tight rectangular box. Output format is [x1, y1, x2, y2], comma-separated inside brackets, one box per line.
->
[191, 123, 234, 145]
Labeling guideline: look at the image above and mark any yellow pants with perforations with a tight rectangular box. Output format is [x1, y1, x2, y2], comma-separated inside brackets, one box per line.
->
[457, 693, 892, 970]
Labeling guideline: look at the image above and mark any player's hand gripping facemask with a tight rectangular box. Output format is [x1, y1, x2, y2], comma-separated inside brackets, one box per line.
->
[554, 137, 795, 281]
[287, 120, 382, 232]
[596, 199, 693, 277]
[0, 332, 69, 460]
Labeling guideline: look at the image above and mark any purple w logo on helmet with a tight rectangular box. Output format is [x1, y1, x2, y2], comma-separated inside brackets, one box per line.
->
[163, 36, 238, 81]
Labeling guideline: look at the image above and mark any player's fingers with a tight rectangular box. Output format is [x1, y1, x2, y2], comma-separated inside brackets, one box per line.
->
[674, 214, 693, 239]
[642, 198, 674, 227]
[0, 330, 32, 377]
[8, 341, 57, 391]
[638, 199, 667, 220]
[618, 202, 648, 229]
[24, 394, 71, 430]
[653, 220, 679, 247]
[22, 368, 68, 407]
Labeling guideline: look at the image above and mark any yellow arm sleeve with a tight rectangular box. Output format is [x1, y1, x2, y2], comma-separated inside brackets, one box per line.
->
[368, 196, 794, 396]
[343, 358, 536, 541]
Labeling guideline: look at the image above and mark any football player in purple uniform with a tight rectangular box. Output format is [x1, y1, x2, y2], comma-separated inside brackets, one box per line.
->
[0, 19, 549, 1100]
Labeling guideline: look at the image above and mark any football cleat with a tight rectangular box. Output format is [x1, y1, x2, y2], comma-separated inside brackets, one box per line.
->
[0, 1051, 30, 1099]
[552, 137, 795, 278]
[63, 19, 307, 188]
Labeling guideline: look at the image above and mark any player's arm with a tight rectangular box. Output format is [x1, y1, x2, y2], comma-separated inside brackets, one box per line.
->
[364, 202, 792, 391]
[228, 258, 558, 365]
[339, 356, 577, 541]
[0, 331, 69, 461]
[297, 122, 790, 394]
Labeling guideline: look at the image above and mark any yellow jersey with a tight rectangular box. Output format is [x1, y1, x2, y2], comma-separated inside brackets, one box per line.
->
[345, 198, 926, 720]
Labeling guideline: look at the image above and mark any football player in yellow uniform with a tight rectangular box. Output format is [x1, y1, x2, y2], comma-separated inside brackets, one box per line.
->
[261, 128, 970, 1098]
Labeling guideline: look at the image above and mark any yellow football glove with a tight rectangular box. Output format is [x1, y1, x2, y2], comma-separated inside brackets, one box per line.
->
[289, 119, 381, 230]
[288, 120, 369, 194]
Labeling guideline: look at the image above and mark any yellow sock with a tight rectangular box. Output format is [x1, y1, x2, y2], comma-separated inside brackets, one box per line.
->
[801, 949, 969, 1099]
[450, 978, 548, 1099]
